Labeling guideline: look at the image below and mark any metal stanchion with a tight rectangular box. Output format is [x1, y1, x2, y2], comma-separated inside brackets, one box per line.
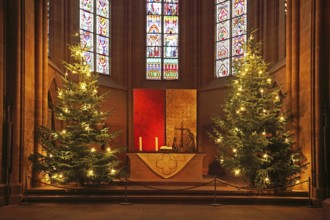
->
[307, 177, 315, 208]
[21, 175, 31, 205]
[120, 174, 132, 205]
[210, 175, 221, 206]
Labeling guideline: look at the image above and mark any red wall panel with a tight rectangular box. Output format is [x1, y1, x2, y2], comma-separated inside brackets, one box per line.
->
[133, 89, 165, 151]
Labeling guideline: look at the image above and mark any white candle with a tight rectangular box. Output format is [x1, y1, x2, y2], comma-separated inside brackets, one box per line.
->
[139, 137, 142, 151]
[155, 137, 158, 151]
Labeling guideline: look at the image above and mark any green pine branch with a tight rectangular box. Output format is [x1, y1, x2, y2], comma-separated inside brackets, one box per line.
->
[30, 44, 121, 186]
[211, 34, 307, 189]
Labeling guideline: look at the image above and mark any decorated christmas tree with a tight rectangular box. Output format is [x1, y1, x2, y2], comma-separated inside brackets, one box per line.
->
[211, 35, 306, 189]
[30, 44, 120, 186]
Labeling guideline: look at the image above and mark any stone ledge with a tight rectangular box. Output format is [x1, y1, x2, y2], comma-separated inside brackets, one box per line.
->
[322, 199, 330, 220]
[0, 184, 23, 206]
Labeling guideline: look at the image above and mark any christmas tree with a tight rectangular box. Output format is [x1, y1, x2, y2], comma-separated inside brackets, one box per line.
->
[211, 35, 306, 189]
[30, 44, 120, 186]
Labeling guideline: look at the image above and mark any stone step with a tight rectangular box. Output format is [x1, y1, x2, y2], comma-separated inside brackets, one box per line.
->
[25, 177, 310, 205]
[24, 183, 310, 205]
[27, 187, 309, 197]
[23, 194, 310, 206]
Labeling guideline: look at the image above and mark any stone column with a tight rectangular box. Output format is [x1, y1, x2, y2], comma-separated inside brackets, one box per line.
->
[42, 0, 48, 126]
[22, 0, 37, 192]
[0, 0, 4, 206]
[31, 0, 49, 186]
[5, 0, 23, 204]
[290, 0, 300, 149]
[313, 0, 330, 203]
[126, 0, 134, 152]
[325, 0, 330, 200]
[285, 0, 292, 99]
[287, 0, 330, 205]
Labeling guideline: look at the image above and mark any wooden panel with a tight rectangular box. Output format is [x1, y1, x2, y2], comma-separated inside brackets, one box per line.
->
[166, 89, 196, 152]
[133, 89, 165, 152]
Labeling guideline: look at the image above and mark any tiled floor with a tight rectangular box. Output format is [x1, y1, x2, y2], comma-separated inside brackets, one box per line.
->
[0, 203, 323, 220]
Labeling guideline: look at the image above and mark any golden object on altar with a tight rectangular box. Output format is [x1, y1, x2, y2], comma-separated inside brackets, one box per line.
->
[160, 146, 172, 152]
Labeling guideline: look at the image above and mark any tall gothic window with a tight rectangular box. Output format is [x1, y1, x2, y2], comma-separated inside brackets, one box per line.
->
[215, 0, 247, 77]
[80, 0, 110, 75]
[146, 0, 179, 80]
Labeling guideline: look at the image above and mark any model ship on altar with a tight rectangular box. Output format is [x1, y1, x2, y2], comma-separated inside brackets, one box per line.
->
[159, 122, 196, 153]
[137, 121, 197, 153]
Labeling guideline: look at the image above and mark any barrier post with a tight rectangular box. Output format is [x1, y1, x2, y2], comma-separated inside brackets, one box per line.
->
[307, 177, 315, 208]
[210, 175, 221, 206]
[120, 174, 132, 205]
[21, 175, 30, 205]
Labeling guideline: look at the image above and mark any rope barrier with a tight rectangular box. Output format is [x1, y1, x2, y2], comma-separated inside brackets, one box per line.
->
[216, 178, 309, 191]
[27, 175, 309, 192]
[215, 179, 244, 190]
[26, 175, 312, 206]
[27, 176, 78, 190]
[28, 176, 214, 192]
[124, 179, 215, 192]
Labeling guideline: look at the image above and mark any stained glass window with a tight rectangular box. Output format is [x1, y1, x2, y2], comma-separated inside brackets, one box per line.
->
[80, 0, 110, 75]
[146, 0, 179, 80]
[215, 0, 247, 77]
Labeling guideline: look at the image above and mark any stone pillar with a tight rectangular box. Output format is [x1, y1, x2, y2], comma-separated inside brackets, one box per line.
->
[0, 0, 5, 206]
[290, 0, 300, 148]
[35, 0, 44, 134]
[325, 0, 330, 200]
[287, 0, 330, 205]
[2, 0, 41, 204]
[4, 0, 23, 204]
[285, 0, 292, 99]
[23, 0, 37, 192]
[32, 0, 48, 187]
[313, 0, 323, 203]
[323, 199, 330, 219]
[126, 0, 134, 152]
[309, 0, 330, 205]
[42, 0, 48, 126]
[314, 0, 330, 202]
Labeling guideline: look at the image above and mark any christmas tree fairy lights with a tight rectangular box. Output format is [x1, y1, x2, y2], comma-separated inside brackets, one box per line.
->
[29, 44, 121, 186]
[211, 34, 307, 189]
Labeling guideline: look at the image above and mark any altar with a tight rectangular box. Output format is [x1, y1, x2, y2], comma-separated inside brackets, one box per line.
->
[127, 153, 205, 181]
[130, 89, 203, 181]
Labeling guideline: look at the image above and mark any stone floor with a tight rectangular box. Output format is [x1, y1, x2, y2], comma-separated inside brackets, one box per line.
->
[0, 203, 323, 220]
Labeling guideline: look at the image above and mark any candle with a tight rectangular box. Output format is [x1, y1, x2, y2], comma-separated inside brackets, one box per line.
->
[155, 137, 158, 151]
[139, 137, 142, 151]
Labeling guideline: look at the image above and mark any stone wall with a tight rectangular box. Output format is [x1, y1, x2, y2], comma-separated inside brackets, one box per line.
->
[0, 0, 329, 205]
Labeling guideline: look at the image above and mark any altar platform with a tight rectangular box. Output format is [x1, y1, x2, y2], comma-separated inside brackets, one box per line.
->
[1, 199, 322, 220]
[25, 153, 309, 205]
[25, 176, 310, 205]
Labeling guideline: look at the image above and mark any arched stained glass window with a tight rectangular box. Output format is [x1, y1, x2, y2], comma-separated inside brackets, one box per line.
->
[215, 0, 247, 77]
[80, 0, 110, 75]
[146, 0, 179, 80]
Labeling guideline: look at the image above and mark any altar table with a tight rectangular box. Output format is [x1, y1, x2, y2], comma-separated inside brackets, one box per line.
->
[127, 153, 205, 181]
